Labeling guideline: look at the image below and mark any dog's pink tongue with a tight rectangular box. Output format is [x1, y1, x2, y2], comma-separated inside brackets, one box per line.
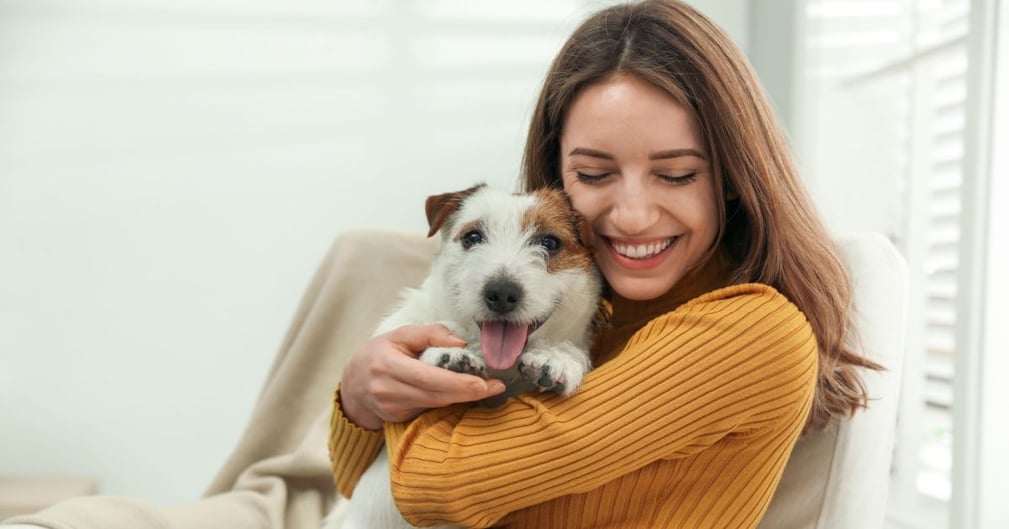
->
[481, 321, 529, 370]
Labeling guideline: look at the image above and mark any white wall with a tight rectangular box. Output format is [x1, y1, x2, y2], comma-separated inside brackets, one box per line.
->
[0, 0, 750, 505]
[0, 0, 574, 504]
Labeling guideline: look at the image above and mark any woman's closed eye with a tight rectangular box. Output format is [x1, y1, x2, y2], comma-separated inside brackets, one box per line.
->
[657, 172, 697, 185]
[575, 171, 612, 184]
[572, 169, 698, 185]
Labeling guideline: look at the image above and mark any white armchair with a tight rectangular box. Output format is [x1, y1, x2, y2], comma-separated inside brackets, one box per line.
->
[759, 233, 908, 529]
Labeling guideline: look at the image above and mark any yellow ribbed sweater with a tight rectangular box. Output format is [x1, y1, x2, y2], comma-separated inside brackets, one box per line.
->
[329, 267, 817, 529]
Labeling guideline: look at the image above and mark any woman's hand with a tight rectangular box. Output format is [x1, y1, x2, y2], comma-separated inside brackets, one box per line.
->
[339, 324, 506, 430]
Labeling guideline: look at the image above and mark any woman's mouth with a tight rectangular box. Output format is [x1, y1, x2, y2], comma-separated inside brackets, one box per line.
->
[605, 236, 679, 269]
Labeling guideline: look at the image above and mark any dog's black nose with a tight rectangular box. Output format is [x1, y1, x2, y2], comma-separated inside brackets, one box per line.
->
[483, 278, 523, 314]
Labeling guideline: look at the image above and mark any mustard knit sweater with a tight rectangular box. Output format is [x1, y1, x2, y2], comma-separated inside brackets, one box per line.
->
[329, 261, 818, 529]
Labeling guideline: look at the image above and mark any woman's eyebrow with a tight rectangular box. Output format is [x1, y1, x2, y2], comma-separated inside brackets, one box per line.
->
[568, 147, 707, 161]
[650, 148, 707, 160]
[568, 147, 614, 160]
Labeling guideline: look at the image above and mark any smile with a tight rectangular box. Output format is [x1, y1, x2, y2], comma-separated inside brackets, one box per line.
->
[603, 236, 680, 270]
[609, 237, 678, 260]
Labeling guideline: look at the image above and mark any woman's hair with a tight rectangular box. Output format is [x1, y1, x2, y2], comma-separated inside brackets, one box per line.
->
[522, 0, 880, 431]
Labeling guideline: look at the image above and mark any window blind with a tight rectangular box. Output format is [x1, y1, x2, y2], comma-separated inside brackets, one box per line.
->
[803, 1, 969, 527]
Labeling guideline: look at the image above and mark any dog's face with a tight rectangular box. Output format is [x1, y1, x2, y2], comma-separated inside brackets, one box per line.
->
[425, 184, 598, 371]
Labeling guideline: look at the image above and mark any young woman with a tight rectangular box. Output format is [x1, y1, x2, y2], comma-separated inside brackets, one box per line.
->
[331, 1, 879, 527]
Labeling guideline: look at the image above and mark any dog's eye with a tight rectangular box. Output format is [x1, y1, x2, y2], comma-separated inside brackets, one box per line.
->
[539, 234, 562, 253]
[462, 230, 484, 249]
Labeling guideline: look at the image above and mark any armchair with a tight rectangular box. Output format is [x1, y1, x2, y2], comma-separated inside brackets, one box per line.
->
[759, 232, 908, 529]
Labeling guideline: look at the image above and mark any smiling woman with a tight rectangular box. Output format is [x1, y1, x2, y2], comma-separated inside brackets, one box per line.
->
[560, 73, 718, 301]
[331, 1, 881, 528]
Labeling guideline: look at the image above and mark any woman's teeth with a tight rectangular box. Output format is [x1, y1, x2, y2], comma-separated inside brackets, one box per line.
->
[612, 238, 675, 260]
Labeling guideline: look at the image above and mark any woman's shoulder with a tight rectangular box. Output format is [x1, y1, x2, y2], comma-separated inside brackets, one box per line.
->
[685, 281, 788, 303]
[640, 282, 816, 353]
[679, 282, 804, 320]
[611, 281, 817, 429]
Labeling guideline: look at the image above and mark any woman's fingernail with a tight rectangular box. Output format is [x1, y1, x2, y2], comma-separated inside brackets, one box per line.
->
[486, 380, 506, 394]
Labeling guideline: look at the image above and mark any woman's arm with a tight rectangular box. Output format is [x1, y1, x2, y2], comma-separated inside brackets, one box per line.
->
[385, 284, 818, 528]
[329, 324, 505, 497]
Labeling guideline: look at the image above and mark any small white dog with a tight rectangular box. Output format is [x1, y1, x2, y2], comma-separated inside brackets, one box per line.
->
[329, 184, 603, 529]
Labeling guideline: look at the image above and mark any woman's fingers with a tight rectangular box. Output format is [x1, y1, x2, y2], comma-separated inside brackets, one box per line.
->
[385, 352, 505, 407]
[341, 323, 507, 427]
[370, 375, 504, 422]
[382, 324, 506, 405]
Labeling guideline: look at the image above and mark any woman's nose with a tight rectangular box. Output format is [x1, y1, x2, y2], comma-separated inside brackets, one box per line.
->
[609, 179, 660, 235]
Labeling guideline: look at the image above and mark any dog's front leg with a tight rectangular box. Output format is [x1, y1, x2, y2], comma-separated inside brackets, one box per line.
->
[413, 321, 484, 377]
[420, 345, 487, 378]
[419, 321, 486, 378]
[517, 340, 591, 396]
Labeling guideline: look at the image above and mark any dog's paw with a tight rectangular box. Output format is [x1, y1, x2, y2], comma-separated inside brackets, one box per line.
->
[517, 348, 586, 396]
[420, 347, 487, 378]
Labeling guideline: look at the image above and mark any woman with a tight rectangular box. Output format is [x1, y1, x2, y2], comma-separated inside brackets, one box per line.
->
[331, 1, 878, 528]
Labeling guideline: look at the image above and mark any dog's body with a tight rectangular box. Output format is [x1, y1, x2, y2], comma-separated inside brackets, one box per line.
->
[328, 185, 602, 529]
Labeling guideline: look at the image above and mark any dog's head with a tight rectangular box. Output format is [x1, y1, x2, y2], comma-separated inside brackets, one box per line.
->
[425, 184, 599, 371]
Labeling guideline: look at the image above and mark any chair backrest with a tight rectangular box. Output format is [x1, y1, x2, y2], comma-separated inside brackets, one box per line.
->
[758, 232, 908, 529]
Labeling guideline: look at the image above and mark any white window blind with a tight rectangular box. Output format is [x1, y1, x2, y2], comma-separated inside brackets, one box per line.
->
[803, 1, 969, 528]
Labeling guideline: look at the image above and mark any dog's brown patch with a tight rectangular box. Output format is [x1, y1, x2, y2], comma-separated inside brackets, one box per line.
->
[453, 219, 484, 244]
[521, 189, 596, 274]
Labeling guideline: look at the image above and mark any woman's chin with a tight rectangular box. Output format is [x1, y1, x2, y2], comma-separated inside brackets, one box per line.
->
[606, 276, 677, 301]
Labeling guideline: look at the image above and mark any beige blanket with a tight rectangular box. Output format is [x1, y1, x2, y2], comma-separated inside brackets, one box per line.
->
[3, 230, 437, 529]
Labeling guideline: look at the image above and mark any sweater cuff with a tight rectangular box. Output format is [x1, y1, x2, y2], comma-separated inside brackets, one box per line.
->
[328, 385, 385, 498]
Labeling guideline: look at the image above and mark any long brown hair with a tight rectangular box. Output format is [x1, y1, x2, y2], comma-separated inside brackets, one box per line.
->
[521, 0, 880, 430]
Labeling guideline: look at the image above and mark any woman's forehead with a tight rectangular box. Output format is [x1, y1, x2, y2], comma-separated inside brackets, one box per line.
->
[561, 74, 704, 156]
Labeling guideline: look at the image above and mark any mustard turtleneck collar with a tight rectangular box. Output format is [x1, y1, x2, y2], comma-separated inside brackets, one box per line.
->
[607, 248, 736, 329]
[590, 249, 736, 366]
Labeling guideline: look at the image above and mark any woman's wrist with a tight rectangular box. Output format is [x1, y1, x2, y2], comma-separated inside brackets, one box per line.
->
[338, 381, 383, 431]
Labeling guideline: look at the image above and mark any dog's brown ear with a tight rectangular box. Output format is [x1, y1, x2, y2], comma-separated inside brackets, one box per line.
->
[424, 183, 486, 237]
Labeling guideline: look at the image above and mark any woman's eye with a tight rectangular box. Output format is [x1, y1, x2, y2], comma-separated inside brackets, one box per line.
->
[462, 230, 484, 249]
[658, 172, 697, 185]
[576, 171, 611, 184]
[539, 234, 562, 252]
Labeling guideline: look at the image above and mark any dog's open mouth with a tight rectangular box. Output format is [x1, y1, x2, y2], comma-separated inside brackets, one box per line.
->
[478, 319, 544, 371]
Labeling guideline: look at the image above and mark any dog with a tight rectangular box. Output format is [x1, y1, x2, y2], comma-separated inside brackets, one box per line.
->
[328, 184, 603, 529]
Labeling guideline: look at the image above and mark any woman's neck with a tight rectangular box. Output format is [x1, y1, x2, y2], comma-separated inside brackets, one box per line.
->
[608, 249, 734, 327]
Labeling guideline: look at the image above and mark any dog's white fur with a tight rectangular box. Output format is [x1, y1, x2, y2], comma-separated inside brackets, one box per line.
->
[327, 186, 601, 529]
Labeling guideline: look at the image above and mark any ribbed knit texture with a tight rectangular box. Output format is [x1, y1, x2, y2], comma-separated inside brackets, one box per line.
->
[329, 389, 386, 498]
[329, 260, 818, 528]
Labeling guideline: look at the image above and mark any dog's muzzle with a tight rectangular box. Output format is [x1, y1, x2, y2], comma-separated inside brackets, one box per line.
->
[479, 277, 535, 371]
[483, 278, 523, 315]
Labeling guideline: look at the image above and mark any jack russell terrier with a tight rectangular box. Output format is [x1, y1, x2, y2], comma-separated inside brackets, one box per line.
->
[329, 184, 603, 529]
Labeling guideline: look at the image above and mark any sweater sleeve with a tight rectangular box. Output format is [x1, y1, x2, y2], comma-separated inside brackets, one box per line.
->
[328, 385, 386, 498]
[383, 284, 818, 528]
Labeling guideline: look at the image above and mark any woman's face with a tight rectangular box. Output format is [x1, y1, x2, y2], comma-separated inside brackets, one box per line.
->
[560, 74, 719, 301]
